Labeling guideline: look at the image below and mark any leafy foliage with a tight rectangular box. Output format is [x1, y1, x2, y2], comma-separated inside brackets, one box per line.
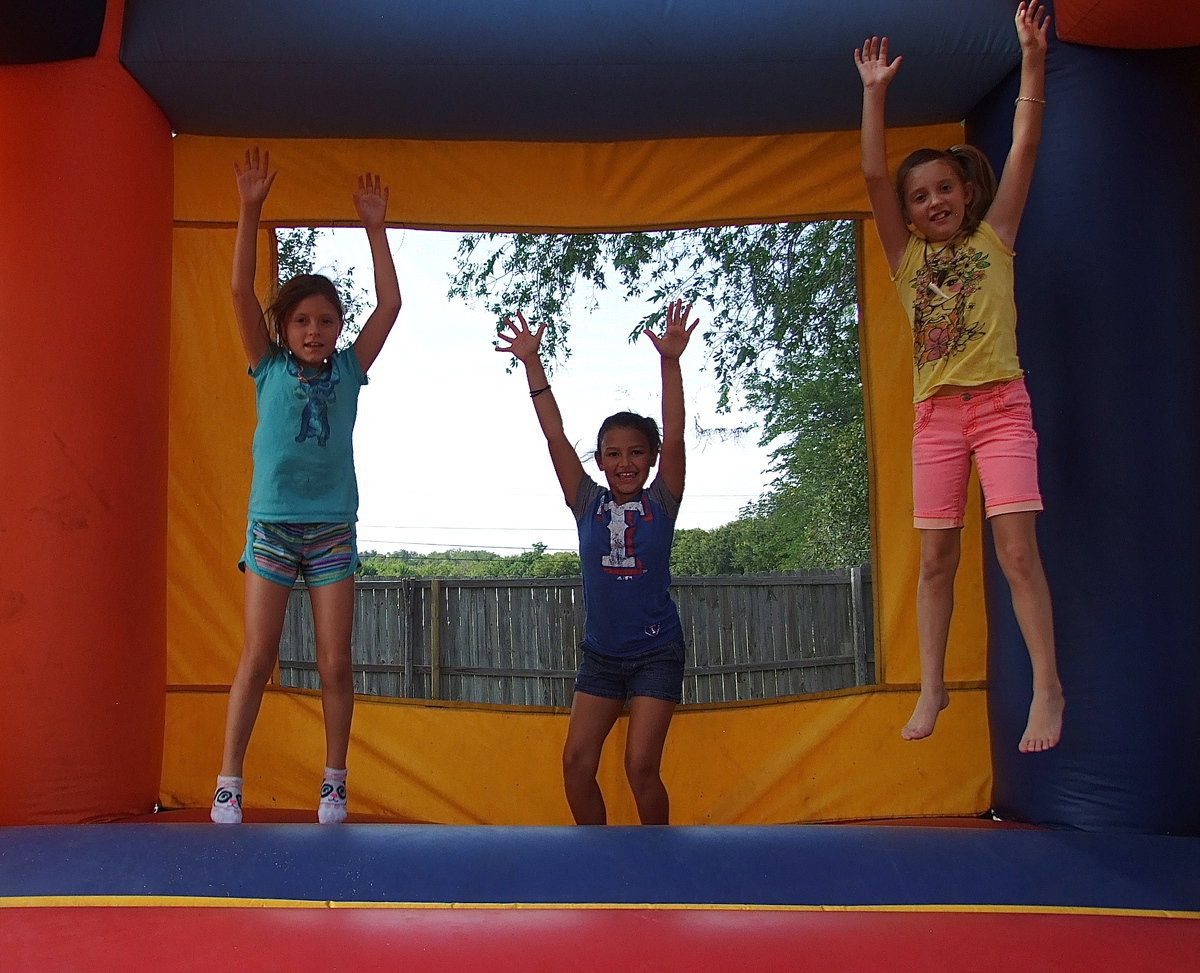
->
[670, 520, 789, 576]
[359, 545, 582, 580]
[450, 222, 870, 568]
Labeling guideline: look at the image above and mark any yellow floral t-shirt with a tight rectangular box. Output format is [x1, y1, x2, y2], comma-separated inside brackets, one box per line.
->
[893, 220, 1024, 402]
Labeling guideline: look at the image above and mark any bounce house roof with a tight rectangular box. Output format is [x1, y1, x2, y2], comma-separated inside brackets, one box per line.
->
[114, 0, 1022, 139]
[6, 1, 1198, 140]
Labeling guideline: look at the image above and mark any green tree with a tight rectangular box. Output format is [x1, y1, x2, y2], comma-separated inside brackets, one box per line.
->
[451, 222, 869, 568]
[276, 227, 370, 346]
[358, 544, 583, 579]
[670, 518, 790, 576]
[358, 549, 421, 577]
[500, 541, 548, 578]
[532, 550, 582, 578]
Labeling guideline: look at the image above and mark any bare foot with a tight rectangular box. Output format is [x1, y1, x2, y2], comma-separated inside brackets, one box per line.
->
[1019, 688, 1064, 753]
[902, 688, 950, 740]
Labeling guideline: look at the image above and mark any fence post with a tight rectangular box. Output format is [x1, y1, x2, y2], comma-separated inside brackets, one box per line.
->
[430, 578, 442, 700]
[400, 579, 414, 699]
[850, 565, 869, 686]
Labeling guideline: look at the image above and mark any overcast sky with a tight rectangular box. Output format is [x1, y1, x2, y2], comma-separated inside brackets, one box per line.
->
[317, 228, 775, 555]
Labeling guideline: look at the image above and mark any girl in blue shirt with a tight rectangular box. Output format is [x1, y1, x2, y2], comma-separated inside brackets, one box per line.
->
[211, 148, 402, 824]
[497, 300, 696, 825]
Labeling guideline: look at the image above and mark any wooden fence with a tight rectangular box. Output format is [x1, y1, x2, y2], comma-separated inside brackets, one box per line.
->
[279, 569, 874, 707]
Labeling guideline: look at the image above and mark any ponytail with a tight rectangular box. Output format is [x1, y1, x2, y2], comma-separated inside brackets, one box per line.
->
[947, 144, 997, 236]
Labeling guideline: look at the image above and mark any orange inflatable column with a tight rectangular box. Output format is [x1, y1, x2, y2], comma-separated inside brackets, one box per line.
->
[0, 58, 172, 823]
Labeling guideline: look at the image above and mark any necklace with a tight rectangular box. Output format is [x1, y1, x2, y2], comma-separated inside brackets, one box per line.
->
[923, 238, 961, 301]
[293, 356, 330, 385]
[923, 237, 958, 270]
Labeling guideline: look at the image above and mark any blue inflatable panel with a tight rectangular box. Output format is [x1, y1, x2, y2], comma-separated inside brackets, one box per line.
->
[970, 37, 1200, 835]
[2, 824, 1198, 912]
[0, 1, 106, 65]
[118, 0, 1020, 139]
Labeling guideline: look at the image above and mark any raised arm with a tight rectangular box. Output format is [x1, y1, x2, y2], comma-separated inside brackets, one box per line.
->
[855, 36, 910, 273]
[350, 172, 403, 374]
[642, 299, 698, 503]
[495, 312, 585, 505]
[231, 147, 277, 369]
[987, 1, 1049, 250]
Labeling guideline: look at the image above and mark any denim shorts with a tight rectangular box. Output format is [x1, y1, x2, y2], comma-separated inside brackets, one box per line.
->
[240, 521, 358, 587]
[912, 378, 1044, 529]
[574, 636, 686, 704]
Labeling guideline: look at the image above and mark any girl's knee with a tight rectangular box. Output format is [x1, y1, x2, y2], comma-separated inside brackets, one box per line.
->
[562, 744, 601, 785]
[237, 646, 279, 687]
[919, 544, 959, 582]
[994, 536, 1042, 584]
[316, 654, 353, 691]
[623, 751, 662, 790]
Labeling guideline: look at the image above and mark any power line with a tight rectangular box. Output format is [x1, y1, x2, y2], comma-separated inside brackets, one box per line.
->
[359, 545, 578, 562]
[356, 498, 761, 535]
[358, 523, 576, 534]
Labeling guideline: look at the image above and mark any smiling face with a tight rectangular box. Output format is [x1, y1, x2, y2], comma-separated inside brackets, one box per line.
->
[283, 294, 343, 367]
[901, 159, 974, 243]
[595, 425, 658, 504]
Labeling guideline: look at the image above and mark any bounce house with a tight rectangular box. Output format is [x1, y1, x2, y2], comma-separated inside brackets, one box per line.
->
[2, 1, 1199, 967]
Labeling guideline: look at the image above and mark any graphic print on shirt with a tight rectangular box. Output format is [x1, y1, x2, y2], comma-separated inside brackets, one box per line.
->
[596, 496, 652, 577]
[909, 242, 991, 371]
[287, 355, 340, 447]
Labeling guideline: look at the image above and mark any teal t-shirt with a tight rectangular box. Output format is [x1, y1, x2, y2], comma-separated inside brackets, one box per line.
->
[247, 347, 367, 522]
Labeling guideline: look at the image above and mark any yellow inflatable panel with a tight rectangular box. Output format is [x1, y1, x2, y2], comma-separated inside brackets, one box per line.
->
[163, 123, 991, 823]
[162, 686, 989, 825]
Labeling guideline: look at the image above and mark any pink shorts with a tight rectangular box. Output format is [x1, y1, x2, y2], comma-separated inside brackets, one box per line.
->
[912, 378, 1043, 529]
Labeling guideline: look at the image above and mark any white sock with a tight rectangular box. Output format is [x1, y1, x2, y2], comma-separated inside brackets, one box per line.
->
[318, 767, 348, 825]
[210, 775, 243, 824]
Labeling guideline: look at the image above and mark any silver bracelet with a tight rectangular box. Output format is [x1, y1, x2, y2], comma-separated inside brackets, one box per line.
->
[1015, 95, 1046, 105]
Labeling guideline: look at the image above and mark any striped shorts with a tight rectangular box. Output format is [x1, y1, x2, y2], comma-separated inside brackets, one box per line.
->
[240, 521, 358, 588]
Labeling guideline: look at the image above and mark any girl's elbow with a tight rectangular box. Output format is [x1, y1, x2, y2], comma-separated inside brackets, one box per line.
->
[372, 292, 402, 321]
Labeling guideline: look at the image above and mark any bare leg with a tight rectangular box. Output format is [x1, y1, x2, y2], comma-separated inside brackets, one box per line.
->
[624, 696, 676, 825]
[990, 512, 1064, 753]
[219, 571, 294, 777]
[903, 527, 961, 740]
[310, 575, 357, 770]
[562, 692, 624, 825]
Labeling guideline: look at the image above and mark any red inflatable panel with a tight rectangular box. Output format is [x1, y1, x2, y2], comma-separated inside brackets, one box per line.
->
[0, 56, 172, 824]
[1055, 0, 1200, 49]
[3, 906, 1198, 972]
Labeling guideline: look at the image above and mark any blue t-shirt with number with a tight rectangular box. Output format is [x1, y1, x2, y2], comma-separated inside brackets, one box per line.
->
[247, 347, 367, 522]
[571, 475, 682, 658]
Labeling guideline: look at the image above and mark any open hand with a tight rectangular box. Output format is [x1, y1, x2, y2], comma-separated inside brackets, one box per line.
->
[495, 311, 545, 364]
[1015, 1, 1049, 55]
[353, 172, 390, 229]
[644, 299, 698, 360]
[854, 36, 902, 89]
[233, 146, 277, 206]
